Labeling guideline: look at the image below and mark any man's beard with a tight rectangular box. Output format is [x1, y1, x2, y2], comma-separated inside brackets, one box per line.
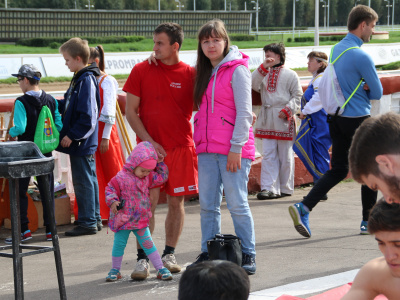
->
[382, 174, 400, 202]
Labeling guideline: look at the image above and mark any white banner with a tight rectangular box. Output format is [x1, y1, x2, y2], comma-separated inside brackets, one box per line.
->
[0, 42, 399, 79]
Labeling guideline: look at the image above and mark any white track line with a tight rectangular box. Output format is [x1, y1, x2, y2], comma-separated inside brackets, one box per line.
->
[249, 269, 359, 300]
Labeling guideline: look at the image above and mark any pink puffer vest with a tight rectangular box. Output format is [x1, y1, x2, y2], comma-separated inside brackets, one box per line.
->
[193, 56, 255, 160]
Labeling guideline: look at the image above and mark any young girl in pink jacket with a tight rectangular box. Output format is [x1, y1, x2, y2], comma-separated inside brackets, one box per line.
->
[105, 141, 172, 281]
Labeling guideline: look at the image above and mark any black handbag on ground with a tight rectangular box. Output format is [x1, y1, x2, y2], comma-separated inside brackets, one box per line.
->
[207, 234, 242, 266]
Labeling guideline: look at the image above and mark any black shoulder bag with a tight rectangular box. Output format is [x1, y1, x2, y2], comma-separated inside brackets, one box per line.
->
[207, 234, 242, 266]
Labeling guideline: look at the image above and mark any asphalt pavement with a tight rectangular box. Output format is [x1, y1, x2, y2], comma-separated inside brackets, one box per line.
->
[0, 180, 382, 300]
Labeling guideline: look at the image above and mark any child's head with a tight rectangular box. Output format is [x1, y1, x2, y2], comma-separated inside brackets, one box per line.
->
[59, 38, 90, 72]
[124, 142, 159, 178]
[12, 64, 41, 85]
[12, 64, 41, 93]
[89, 45, 105, 72]
[134, 159, 157, 178]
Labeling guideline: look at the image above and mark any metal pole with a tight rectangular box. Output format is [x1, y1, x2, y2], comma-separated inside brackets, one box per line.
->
[158, 0, 160, 11]
[387, 4, 390, 26]
[5, 0, 7, 9]
[392, 0, 395, 30]
[324, 2, 327, 30]
[292, 0, 295, 40]
[194, 0, 195, 11]
[245, 2, 247, 10]
[315, 0, 319, 46]
[327, 0, 330, 32]
[256, 0, 259, 36]
[10, 179, 24, 300]
[225, 0, 227, 11]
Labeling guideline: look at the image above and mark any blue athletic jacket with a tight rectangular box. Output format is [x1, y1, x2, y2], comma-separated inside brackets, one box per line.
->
[56, 64, 101, 156]
[332, 33, 383, 117]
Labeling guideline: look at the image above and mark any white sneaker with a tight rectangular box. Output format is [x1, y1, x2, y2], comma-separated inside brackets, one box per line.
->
[162, 254, 181, 273]
[131, 259, 150, 280]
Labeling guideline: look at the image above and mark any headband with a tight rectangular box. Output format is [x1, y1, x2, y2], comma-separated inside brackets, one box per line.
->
[314, 57, 328, 63]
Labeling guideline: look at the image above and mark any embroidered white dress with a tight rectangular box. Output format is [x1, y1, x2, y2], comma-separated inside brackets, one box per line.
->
[252, 64, 302, 140]
[252, 64, 302, 195]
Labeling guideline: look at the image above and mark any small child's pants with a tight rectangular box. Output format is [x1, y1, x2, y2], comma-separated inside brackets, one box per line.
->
[111, 227, 163, 270]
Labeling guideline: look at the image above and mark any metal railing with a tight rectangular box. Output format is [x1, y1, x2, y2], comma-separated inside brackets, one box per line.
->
[250, 25, 400, 37]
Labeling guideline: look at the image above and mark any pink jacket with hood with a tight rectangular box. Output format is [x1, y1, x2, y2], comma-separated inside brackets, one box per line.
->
[105, 141, 168, 232]
[193, 46, 255, 160]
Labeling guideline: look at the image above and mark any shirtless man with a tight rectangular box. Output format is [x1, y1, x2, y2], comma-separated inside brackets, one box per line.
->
[341, 200, 400, 299]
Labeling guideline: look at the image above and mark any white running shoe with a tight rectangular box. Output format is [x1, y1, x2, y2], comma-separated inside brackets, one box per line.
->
[162, 254, 181, 273]
[131, 259, 150, 280]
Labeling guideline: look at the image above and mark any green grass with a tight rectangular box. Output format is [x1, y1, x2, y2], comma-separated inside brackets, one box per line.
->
[292, 67, 308, 71]
[380, 61, 400, 70]
[341, 178, 355, 183]
[0, 44, 60, 54]
[2, 30, 400, 54]
[0, 76, 73, 84]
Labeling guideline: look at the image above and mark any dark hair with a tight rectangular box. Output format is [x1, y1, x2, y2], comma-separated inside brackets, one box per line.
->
[193, 19, 230, 107]
[368, 199, 400, 234]
[178, 260, 250, 300]
[349, 113, 400, 182]
[154, 22, 184, 50]
[347, 5, 378, 31]
[89, 45, 105, 72]
[59, 37, 90, 65]
[19, 76, 40, 86]
[307, 51, 328, 74]
[263, 43, 286, 65]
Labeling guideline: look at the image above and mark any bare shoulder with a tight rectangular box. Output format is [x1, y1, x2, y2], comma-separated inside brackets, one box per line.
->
[342, 257, 400, 300]
[367, 257, 400, 300]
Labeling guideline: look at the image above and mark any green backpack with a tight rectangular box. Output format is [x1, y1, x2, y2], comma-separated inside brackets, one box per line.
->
[34, 105, 60, 154]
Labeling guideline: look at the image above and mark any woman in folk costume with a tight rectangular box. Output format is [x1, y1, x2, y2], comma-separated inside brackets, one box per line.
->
[88, 45, 124, 222]
[252, 43, 302, 200]
[293, 51, 332, 201]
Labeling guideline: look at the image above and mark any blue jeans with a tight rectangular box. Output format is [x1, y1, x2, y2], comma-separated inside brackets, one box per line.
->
[198, 153, 256, 256]
[70, 154, 100, 229]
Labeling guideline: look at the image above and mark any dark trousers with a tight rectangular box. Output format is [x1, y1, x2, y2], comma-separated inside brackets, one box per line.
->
[19, 172, 55, 232]
[302, 115, 377, 221]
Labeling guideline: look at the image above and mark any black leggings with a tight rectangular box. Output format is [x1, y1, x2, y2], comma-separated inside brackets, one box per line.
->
[302, 116, 377, 221]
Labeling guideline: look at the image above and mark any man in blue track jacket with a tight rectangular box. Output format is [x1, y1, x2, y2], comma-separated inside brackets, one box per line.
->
[289, 5, 383, 238]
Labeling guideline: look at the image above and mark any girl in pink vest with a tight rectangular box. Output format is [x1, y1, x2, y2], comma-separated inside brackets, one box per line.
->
[190, 19, 256, 275]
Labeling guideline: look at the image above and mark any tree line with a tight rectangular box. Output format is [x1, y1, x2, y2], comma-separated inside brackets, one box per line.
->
[2, 0, 397, 28]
